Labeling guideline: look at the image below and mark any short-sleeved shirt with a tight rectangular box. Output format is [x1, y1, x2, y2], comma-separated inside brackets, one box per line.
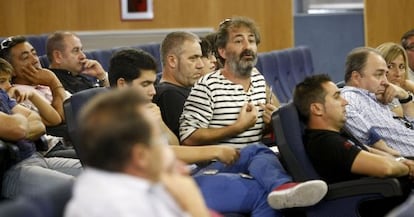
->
[179, 69, 267, 148]
[304, 129, 363, 184]
[0, 90, 35, 160]
[153, 82, 191, 138]
[50, 68, 99, 94]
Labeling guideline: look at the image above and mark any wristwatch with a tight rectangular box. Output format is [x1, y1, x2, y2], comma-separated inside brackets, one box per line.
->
[399, 92, 413, 104]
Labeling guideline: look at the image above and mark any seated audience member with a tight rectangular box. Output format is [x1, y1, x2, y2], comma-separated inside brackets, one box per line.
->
[179, 17, 327, 215]
[200, 36, 218, 75]
[64, 89, 214, 217]
[0, 36, 67, 121]
[377, 42, 414, 117]
[0, 36, 76, 157]
[153, 31, 205, 138]
[401, 29, 414, 80]
[109, 48, 328, 216]
[204, 32, 222, 69]
[46, 31, 109, 93]
[341, 47, 414, 156]
[294, 74, 414, 184]
[0, 83, 81, 199]
[0, 58, 61, 127]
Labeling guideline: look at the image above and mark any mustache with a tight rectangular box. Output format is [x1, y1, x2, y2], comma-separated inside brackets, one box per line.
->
[240, 49, 256, 58]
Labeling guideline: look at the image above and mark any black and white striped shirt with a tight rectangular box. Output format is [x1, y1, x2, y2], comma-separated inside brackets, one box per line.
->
[179, 69, 267, 148]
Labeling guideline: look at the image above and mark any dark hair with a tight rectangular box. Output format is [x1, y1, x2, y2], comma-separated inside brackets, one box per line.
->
[78, 89, 151, 171]
[160, 31, 200, 67]
[199, 37, 213, 58]
[293, 74, 332, 124]
[0, 58, 14, 75]
[401, 29, 414, 49]
[204, 32, 222, 68]
[0, 36, 27, 62]
[46, 31, 76, 63]
[215, 17, 261, 64]
[108, 48, 157, 87]
[344, 47, 380, 83]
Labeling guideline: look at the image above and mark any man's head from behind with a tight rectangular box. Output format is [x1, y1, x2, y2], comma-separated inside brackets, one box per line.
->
[0, 36, 42, 80]
[216, 16, 260, 77]
[294, 74, 348, 131]
[78, 89, 173, 182]
[160, 31, 204, 87]
[109, 48, 157, 101]
[46, 31, 86, 74]
[344, 47, 388, 95]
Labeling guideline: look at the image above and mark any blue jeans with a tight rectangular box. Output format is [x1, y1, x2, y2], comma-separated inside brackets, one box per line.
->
[2, 152, 82, 198]
[193, 143, 291, 217]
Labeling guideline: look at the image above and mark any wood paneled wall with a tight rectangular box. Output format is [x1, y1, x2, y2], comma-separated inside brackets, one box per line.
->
[364, 0, 414, 47]
[0, 0, 293, 51]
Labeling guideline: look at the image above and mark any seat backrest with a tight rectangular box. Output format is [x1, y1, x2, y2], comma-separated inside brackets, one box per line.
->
[258, 51, 291, 103]
[257, 46, 314, 103]
[64, 87, 108, 163]
[272, 101, 320, 181]
[0, 181, 73, 217]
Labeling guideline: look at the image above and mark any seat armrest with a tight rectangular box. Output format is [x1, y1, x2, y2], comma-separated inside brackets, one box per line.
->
[325, 177, 409, 200]
[46, 124, 69, 138]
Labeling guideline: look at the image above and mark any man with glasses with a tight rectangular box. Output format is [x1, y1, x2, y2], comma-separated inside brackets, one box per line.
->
[401, 29, 414, 80]
[341, 47, 414, 157]
[46, 31, 109, 94]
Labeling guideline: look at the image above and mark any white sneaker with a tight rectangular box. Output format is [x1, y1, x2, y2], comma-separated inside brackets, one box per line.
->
[267, 180, 328, 209]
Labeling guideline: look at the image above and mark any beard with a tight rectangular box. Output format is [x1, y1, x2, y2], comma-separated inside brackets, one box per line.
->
[227, 49, 257, 78]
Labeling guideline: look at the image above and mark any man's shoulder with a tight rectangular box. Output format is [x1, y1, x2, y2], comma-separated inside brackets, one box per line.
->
[156, 82, 190, 96]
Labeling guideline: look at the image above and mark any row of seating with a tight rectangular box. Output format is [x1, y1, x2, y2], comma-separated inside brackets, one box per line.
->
[255, 46, 314, 103]
[38, 43, 314, 104]
[38, 43, 162, 74]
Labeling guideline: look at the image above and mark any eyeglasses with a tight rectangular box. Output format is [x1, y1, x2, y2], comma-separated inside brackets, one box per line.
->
[404, 44, 414, 52]
[219, 18, 232, 28]
[0, 37, 15, 50]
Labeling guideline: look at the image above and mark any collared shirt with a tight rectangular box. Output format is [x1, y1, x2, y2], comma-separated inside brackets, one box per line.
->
[341, 86, 414, 156]
[50, 68, 100, 94]
[64, 168, 190, 217]
[179, 68, 267, 149]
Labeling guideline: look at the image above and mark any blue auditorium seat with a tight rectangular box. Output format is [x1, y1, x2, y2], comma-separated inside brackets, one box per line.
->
[256, 46, 315, 103]
[272, 102, 410, 217]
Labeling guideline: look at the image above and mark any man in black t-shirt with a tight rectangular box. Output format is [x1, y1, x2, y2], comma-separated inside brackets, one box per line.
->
[293, 74, 414, 184]
[46, 31, 109, 94]
[153, 31, 204, 138]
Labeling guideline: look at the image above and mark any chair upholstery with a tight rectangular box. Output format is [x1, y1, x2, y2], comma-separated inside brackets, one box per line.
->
[272, 102, 410, 217]
[256, 46, 314, 103]
[0, 181, 73, 217]
[63, 87, 108, 164]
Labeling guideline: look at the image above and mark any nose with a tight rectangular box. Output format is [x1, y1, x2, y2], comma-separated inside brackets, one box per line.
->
[149, 84, 156, 97]
[196, 57, 204, 69]
[341, 96, 348, 106]
[79, 50, 86, 59]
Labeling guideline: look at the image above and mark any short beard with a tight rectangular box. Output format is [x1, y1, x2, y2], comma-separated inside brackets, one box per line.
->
[229, 60, 254, 77]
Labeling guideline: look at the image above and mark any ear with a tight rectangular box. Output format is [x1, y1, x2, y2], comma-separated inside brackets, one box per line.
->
[129, 145, 149, 170]
[167, 55, 177, 68]
[116, 78, 127, 88]
[53, 50, 63, 64]
[310, 103, 324, 116]
[218, 47, 226, 60]
[350, 71, 362, 83]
